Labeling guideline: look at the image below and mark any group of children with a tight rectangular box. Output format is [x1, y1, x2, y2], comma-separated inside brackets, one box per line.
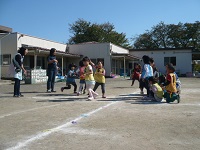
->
[131, 55, 181, 103]
[60, 54, 180, 103]
[61, 56, 106, 101]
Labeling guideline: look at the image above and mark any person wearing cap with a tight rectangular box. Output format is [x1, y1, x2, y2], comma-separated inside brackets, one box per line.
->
[47, 48, 58, 93]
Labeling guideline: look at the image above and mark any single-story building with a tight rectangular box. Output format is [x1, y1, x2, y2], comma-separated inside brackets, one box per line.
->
[0, 31, 81, 81]
[129, 48, 200, 76]
[68, 42, 140, 77]
[0, 29, 140, 80]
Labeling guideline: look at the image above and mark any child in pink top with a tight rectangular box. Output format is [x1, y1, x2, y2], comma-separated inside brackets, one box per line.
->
[76, 60, 86, 96]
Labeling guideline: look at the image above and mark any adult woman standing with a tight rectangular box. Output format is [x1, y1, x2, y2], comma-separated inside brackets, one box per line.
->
[13, 47, 28, 97]
[47, 48, 58, 93]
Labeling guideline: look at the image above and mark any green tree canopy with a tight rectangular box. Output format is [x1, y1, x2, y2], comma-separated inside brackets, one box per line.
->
[68, 19, 131, 49]
[132, 21, 200, 49]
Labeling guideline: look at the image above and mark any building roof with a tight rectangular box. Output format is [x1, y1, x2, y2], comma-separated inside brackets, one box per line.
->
[26, 46, 82, 57]
[129, 47, 195, 51]
[0, 25, 12, 33]
[73, 41, 100, 45]
[112, 53, 141, 60]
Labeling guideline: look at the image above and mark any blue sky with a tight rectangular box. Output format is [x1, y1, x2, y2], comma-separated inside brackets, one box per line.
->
[0, 0, 199, 44]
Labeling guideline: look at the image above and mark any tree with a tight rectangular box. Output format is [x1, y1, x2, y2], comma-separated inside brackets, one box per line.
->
[132, 21, 200, 49]
[68, 19, 131, 49]
[133, 31, 158, 49]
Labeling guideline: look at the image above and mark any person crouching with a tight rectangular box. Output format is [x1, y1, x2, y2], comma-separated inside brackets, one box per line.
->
[61, 63, 77, 93]
[161, 64, 180, 103]
[148, 77, 163, 102]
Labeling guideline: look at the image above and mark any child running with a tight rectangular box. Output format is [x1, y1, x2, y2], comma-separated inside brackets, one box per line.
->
[82, 57, 98, 100]
[76, 60, 86, 96]
[61, 63, 77, 93]
[93, 61, 106, 98]
[148, 76, 163, 102]
[131, 63, 141, 86]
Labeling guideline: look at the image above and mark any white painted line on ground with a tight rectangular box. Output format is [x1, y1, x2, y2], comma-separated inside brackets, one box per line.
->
[6, 100, 120, 150]
[0, 104, 61, 119]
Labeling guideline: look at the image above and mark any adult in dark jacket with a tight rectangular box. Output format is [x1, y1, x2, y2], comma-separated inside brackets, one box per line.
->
[13, 47, 28, 97]
[47, 48, 58, 93]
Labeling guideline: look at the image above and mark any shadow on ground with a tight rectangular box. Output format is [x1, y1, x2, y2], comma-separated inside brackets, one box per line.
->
[98, 93, 167, 105]
[5, 91, 46, 94]
[36, 97, 86, 103]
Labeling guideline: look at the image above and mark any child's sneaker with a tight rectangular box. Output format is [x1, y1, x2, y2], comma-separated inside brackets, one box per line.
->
[140, 91, 144, 95]
[93, 93, 99, 99]
[87, 97, 94, 101]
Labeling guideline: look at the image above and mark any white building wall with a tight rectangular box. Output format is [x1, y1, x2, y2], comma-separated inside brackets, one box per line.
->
[69, 43, 111, 76]
[111, 44, 129, 54]
[1, 32, 69, 78]
[174, 50, 192, 74]
[1, 33, 18, 77]
[129, 49, 192, 75]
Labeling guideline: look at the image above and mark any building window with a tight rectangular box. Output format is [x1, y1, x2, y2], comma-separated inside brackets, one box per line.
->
[164, 57, 176, 66]
[90, 59, 97, 65]
[89, 58, 104, 66]
[1, 54, 11, 65]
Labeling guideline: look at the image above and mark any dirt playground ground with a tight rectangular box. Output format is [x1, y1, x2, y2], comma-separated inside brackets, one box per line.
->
[0, 77, 200, 150]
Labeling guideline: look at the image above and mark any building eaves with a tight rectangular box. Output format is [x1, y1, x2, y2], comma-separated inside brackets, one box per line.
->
[112, 53, 141, 60]
[0, 25, 12, 33]
[129, 47, 195, 51]
[26, 46, 81, 57]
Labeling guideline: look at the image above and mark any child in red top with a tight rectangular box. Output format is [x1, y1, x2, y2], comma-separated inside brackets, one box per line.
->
[131, 63, 141, 86]
[76, 60, 86, 96]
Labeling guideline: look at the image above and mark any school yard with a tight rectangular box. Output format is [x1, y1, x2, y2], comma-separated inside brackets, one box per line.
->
[0, 77, 200, 150]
